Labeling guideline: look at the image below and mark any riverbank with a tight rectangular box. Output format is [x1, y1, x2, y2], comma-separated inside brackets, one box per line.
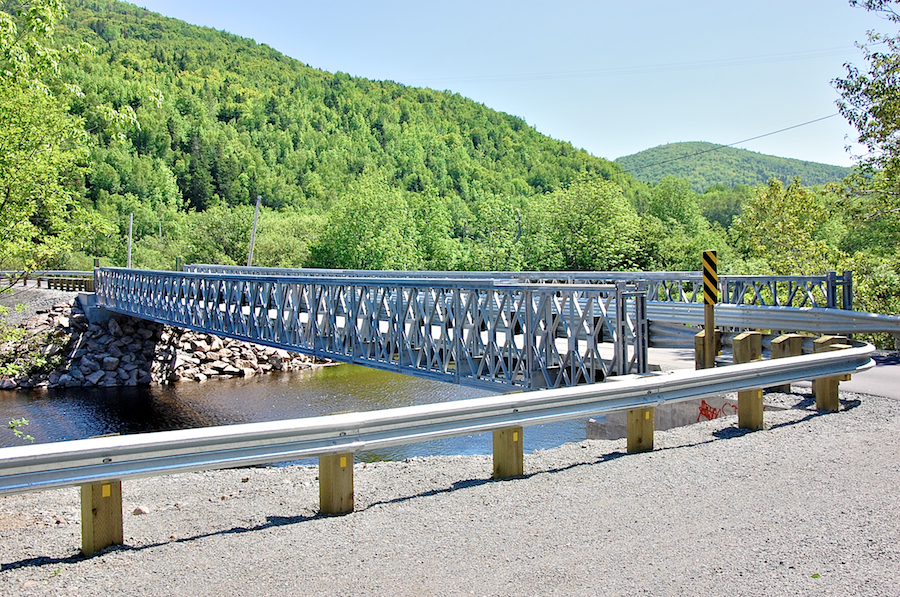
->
[0, 288, 323, 390]
[0, 388, 897, 596]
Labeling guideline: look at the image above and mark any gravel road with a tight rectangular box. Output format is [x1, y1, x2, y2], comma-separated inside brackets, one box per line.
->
[0, 286, 78, 327]
[1, 389, 898, 596]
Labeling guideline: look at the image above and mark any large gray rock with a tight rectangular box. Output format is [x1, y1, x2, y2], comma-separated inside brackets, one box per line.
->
[80, 356, 100, 372]
[85, 370, 106, 385]
[102, 356, 120, 371]
[107, 318, 122, 336]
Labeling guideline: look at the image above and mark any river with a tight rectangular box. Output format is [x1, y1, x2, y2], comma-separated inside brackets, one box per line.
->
[0, 364, 593, 459]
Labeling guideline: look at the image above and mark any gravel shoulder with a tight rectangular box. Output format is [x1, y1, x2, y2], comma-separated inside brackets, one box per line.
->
[1, 389, 898, 596]
[0, 286, 78, 327]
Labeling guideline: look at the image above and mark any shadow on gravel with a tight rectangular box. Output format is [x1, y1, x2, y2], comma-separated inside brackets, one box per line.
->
[873, 352, 900, 366]
[1, 552, 85, 572]
[361, 451, 631, 511]
[0, 512, 324, 570]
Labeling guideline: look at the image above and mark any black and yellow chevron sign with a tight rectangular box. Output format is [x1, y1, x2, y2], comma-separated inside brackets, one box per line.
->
[702, 250, 718, 305]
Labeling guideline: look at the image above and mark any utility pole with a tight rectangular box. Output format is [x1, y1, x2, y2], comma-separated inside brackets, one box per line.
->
[127, 213, 133, 269]
[247, 195, 261, 267]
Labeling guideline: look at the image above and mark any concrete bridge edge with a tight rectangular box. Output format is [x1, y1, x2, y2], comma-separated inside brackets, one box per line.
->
[77, 293, 114, 325]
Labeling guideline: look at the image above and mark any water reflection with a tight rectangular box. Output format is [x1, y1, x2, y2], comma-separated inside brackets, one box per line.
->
[0, 365, 589, 459]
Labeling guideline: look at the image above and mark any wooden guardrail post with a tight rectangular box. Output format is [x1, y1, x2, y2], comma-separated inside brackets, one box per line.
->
[493, 426, 523, 479]
[319, 453, 354, 515]
[734, 331, 764, 430]
[81, 481, 123, 556]
[694, 329, 721, 369]
[813, 337, 851, 411]
[770, 334, 803, 392]
[627, 407, 654, 453]
[811, 335, 848, 400]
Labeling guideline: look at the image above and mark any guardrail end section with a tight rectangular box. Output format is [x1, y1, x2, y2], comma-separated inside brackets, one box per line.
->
[319, 453, 354, 515]
[627, 408, 655, 453]
[81, 481, 124, 556]
[493, 427, 524, 479]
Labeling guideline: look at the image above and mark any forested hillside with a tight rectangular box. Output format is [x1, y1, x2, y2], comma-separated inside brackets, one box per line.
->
[42, 0, 650, 270]
[616, 142, 852, 192]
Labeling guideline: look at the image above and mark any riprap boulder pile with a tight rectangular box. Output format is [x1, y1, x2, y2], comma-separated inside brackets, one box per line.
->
[0, 300, 320, 390]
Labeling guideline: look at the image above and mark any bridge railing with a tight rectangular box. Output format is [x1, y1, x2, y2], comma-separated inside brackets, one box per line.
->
[94, 268, 648, 390]
[184, 265, 853, 309]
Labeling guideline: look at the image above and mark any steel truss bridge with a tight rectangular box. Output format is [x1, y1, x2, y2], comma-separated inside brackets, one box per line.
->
[94, 268, 649, 390]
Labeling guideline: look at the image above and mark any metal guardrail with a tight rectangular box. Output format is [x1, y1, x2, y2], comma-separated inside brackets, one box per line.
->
[645, 303, 900, 336]
[185, 266, 854, 309]
[1, 270, 93, 279]
[93, 268, 649, 389]
[1, 270, 95, 291]
[0, 342, 875, 496]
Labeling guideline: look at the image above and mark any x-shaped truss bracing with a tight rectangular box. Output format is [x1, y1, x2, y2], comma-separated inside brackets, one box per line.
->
[94, 269, 648, 390]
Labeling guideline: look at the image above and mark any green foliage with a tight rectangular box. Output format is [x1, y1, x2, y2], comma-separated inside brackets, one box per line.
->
[0, 0, 112, 273]
[549, 178, 646, 271]
[309, 176, 419, 270]
[407, 190, 462, 270]
[8, 418, 34, 443]
[616, 142, 851, 192]
[0, 0, 71, 90]
[842, 250, 900, 345]
[816, 0, 900, 333]
[835, 1, 900, 186]
[833, 1, 900, 279]
[251, 209, 322, 268]
[644, 177, 703, 228]
[461, 194, 525, 271]
[732, 178, 843, 275]
[697, 184, 754, 229]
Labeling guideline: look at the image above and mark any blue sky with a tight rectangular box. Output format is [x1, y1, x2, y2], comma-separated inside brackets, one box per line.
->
[133, 1, 890, 167]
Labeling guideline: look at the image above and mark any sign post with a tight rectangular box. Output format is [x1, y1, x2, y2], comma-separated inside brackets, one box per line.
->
[703, 250, 718, 369]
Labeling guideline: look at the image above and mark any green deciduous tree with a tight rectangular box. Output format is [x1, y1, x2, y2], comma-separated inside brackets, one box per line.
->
[549, 178, 646, 271]
[1, 0, 69, 90]
[835, 1, 900, 178]
[732, 178, 842, 275]
[309, 176, 419, 270]
[834, 1, 900, 223]
[0, 1, 110, 275]
[645, 177, 703, 228]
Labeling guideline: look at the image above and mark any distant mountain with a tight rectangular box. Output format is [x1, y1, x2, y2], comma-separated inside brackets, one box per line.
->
[615, 142, 852, 192]
[55, 0, 639, 214]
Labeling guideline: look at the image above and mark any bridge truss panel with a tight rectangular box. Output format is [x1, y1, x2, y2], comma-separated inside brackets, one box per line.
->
[94, 269, 648, 390]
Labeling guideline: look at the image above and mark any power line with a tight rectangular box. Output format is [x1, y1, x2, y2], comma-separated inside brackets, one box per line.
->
[405, 47, 859, 86]
[628, 113, 842, 172]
